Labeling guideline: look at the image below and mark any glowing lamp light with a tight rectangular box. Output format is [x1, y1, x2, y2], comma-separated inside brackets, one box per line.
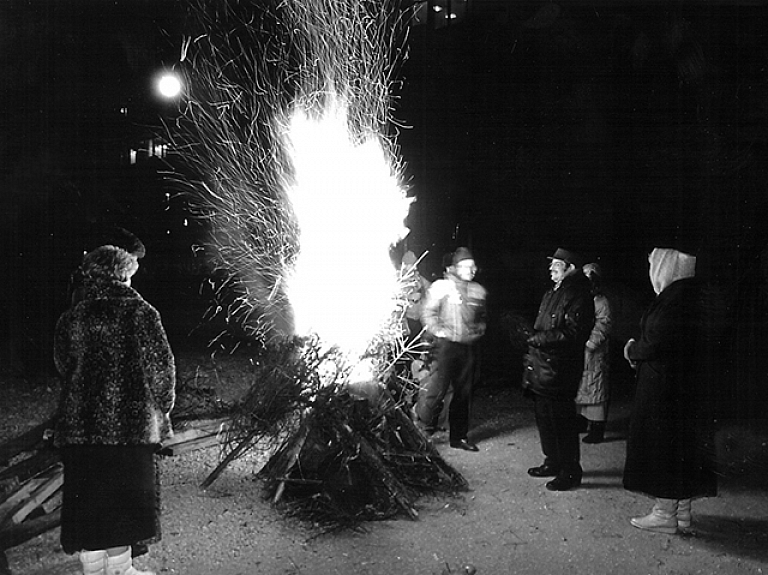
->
[156, 73, 182, 99]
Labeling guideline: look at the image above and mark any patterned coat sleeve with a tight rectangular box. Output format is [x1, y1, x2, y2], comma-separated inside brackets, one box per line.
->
[135, 303, 176, 416]
[53, 311, 74, 379]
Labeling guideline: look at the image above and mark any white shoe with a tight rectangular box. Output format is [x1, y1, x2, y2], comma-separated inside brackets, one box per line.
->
[80, 550, 106, 575]
[106, 548, 155, 575]
[630, 498, 678, 534]
[677, 498, 692, 529]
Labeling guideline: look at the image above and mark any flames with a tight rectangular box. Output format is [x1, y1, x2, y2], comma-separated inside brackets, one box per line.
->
[281, 94, 411, 358]
[176, 1, 413, 362]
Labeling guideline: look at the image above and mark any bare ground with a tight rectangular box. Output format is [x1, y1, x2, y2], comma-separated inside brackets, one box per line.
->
[2, 350, 768, 575]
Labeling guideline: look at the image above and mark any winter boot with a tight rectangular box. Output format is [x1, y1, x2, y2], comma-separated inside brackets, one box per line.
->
[105, 548, 155, 575]
[80, 550, 106, 575]
[677, 498, 692, 529]
[630, 498, 678, 534]
[582, 421, 606, 444]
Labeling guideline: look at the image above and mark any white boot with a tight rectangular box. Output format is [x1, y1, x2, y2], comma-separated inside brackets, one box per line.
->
[630, 498, 678, 534]
[80, 550, 106, 575]
[677, 498, 692, 529]
[105, 548, 155, 575]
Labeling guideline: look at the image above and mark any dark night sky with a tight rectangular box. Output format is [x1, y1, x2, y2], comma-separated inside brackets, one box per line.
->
[2, 1, 768, 378]
[3, 2, 767, 277]
[393, 2, 768, 305]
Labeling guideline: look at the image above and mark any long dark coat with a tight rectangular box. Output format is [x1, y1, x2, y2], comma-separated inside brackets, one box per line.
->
[623, 278, 717, 500]
[522, 272, 595, 400]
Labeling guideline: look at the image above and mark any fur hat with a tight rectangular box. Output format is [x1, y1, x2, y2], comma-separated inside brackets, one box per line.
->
[84, 225, 146, 259]
[548, 247, 583, 269]
[452, 247, 474, 266]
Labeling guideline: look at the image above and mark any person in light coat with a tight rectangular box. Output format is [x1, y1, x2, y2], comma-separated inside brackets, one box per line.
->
[575, 263, 613, 444]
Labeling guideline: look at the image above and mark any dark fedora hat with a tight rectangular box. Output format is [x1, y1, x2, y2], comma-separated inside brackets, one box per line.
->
[548, 248, 584, 268]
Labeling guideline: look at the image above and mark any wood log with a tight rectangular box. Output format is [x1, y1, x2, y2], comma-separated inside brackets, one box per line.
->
[160, 434, 221, 456]
[261, 417, 313, 504]
[199, 430, 260, 490]
[0, 450, 60, 485]
[0, 478, 46, 524]
[386, 406, 469, 491]
[159, 418, 228, 456]
[163, 418, 228, 445]
[336, 423, 418, 520]
[0, 419, 54, 467]
[41, 491, 62, 515]
[0, 508, 61, 551]
[3, 466, 63, 528]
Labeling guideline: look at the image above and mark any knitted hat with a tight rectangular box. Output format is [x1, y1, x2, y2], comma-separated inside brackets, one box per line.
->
[452, 247, 474, 266]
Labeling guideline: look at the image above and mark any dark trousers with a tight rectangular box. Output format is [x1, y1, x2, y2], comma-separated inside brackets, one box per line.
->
[417, 339, 475, 442]
[533, 394, 581, 474]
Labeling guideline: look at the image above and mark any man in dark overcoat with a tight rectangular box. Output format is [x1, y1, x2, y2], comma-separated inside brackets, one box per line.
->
[523, 248, 595, 491]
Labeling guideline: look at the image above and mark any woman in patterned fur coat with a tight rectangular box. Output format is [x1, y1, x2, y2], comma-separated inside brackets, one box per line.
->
[54, 245, 176, 575]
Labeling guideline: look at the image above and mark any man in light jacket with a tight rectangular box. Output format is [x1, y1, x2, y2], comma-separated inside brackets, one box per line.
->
[417, 247, 487, 451]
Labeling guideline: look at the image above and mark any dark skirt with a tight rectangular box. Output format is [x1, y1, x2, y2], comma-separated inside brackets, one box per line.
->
[60, 444, 160, 554]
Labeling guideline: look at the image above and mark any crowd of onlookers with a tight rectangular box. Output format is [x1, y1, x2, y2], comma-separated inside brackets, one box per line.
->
[403, 244, 718, 535]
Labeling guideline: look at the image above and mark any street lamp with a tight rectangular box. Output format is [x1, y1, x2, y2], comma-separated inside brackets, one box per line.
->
[155, 71, 183, 100]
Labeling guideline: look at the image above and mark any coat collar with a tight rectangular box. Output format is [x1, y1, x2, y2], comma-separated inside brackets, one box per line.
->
[82, 278, 141, 301]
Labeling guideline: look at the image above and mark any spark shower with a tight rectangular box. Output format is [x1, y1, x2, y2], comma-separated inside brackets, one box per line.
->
[175, 0, 415, 361]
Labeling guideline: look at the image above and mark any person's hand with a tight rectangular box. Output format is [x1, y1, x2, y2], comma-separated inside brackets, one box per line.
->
[527, 331, 543, 347]
[623, 338, 637, 368]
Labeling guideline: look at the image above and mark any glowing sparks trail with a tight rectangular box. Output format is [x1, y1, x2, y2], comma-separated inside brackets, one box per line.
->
[176, 1, 413, 360]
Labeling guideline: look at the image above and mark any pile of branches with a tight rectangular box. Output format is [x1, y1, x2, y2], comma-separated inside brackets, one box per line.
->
[201, 336, 468, 530]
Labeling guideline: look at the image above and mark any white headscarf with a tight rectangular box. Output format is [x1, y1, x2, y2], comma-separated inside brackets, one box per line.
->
[648, 247, 696, 295]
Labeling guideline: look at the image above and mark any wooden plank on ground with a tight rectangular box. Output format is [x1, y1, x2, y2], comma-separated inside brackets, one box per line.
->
[0, 419, 54, 467]
[0, 478, 46, 524]
[0, 507, 61, 551]
[0, 450, 60, 485]
[159, 418, 228, 456]
[160, 434, 221, 456]
[6, 467, 63, 527]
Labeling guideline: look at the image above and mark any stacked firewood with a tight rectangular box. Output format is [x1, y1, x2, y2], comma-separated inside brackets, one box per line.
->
[193, 336, 470, 529]
[0, 416, 226, 575]
[0, 419, 62, 570]
[256, 387, 469, 528]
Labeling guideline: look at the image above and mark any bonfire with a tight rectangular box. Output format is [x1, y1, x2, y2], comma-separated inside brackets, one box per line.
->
[168, 0, 469, 527]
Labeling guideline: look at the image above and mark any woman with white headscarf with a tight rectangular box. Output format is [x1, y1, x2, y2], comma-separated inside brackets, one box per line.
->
[622, 247, 717, 534]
